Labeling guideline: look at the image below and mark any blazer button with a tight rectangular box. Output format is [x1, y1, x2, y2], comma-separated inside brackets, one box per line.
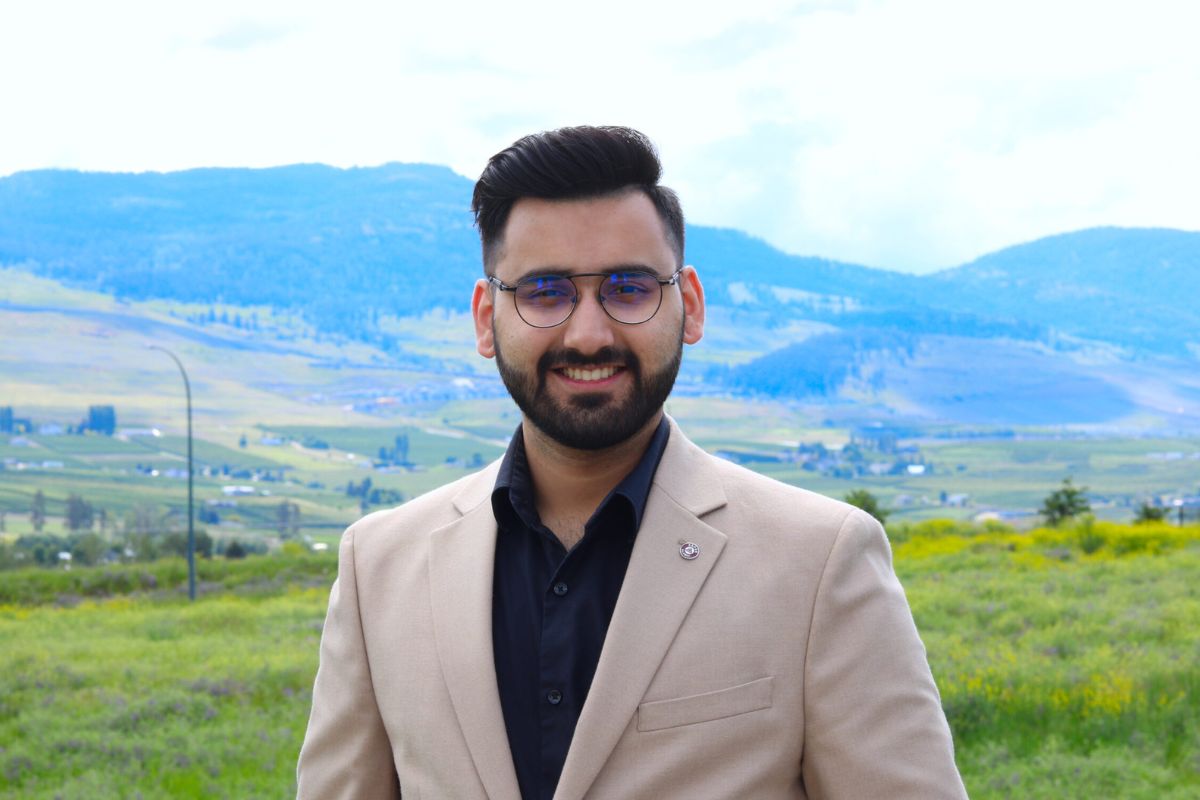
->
[547, 689, 563, 705]
[553, 582, 569, 596]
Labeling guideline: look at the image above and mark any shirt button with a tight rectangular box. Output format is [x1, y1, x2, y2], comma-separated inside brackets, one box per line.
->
[547, 689, 563, 705]
[553, 582, 569, 596]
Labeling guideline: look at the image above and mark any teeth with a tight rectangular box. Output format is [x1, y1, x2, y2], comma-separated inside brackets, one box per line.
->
[564, 366, 617, 382]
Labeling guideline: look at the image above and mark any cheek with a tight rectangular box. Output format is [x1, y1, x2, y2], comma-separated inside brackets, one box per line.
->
[639, 312, 685, 358]
[494, 320, 553, 366]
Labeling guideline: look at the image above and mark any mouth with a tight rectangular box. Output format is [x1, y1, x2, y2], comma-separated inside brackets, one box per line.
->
[555, 365, 624, 384]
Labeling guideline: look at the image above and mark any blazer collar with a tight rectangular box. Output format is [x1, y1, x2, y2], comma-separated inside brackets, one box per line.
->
[429, 491, 522, 800]
[648, 415, 728, 517]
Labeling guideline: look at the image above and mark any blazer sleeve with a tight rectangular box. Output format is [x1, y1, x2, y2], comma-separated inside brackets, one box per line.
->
[800, 509, 968, 799]
[296, 525, 401, 799]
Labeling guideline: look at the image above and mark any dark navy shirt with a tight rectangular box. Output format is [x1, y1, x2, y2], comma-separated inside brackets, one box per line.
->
[490, 417, 671, 800]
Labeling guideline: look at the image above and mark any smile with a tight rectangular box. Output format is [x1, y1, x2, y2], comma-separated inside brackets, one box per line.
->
[559, 366, 621, 382]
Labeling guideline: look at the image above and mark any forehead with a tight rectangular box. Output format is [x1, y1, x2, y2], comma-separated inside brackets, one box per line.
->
[495, 191, 676, 280]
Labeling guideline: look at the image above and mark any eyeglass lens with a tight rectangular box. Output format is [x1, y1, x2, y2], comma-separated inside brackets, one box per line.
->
[514, 272, 664, 326]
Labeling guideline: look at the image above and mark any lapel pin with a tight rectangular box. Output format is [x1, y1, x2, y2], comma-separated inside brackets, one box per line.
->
[679, 541, 701, 560]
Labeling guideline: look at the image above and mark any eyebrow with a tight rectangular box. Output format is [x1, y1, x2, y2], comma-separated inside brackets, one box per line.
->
[514, 264, 663, 282]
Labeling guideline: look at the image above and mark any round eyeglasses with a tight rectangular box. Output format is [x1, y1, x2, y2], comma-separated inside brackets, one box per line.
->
[487, 268, 683, 328]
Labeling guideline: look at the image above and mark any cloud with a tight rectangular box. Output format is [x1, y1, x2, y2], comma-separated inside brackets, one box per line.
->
[0, 0, 1196, 272]
[201, 20, 296, 52]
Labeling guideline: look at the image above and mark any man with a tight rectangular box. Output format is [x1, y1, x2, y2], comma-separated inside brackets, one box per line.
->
[297, 126, 967, 799]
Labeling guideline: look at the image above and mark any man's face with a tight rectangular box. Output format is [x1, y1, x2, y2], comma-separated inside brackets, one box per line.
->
[472, 191, 705, 451]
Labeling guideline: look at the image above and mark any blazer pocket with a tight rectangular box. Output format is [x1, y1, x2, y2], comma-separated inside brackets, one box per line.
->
[637, 676, 774, 732]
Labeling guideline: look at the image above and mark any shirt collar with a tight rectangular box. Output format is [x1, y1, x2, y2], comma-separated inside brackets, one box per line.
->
[491, 416, 671, 533]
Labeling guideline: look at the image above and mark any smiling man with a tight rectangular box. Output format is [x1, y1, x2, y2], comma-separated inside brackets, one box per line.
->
[297, 126, 967, 800]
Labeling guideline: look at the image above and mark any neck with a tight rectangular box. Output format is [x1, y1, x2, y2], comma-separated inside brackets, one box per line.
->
[522, 412, 662, 547]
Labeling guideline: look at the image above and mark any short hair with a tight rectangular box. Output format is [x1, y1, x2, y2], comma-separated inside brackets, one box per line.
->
[471, 125, 684, 273]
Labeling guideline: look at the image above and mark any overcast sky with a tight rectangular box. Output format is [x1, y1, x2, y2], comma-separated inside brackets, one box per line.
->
[2, 0, 1196, 272]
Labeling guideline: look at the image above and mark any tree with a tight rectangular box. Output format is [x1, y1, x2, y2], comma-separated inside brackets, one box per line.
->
[162, 530, 212, 559]
[844, 489, 889, 524]
[276, 500, 300, 537]
[65, 494, 94, 532]
[70, 532, 106, 565]
[124, 504, 157, 537]
[1133, 502, 1167, 524]
[1040, 478, 1090, 526]
[30, 490, 46, 533]
[225, 539, 247, 559]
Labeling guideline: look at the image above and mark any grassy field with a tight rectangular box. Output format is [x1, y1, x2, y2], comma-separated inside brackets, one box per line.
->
[0, 552, 333, 799]
[1, 521, 1197, 798]
[894, 519, 1200, 798]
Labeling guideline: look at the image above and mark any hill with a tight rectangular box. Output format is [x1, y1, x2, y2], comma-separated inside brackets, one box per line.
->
[924, 227, 1200, 355]
[1, 164, 1198, 428]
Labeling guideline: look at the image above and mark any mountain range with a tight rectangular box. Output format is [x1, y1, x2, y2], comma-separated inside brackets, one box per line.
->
[2, 164, 1198, 430]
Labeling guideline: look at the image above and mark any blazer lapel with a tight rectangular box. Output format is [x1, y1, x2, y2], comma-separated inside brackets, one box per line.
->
[553, 425, 729, 800]
[429, 468, 523, 800]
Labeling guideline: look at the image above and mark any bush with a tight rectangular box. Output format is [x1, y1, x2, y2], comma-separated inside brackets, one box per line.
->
[1133, 502, 1167, 524]
[844, 489, 889, 524]
[1040, 478, 1091, 526]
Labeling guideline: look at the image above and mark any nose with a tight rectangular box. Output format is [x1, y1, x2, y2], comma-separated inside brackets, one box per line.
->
[560, 284, 616, 355]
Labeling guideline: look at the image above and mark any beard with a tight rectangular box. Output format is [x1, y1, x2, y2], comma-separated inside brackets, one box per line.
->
[494, 338, 682, 451]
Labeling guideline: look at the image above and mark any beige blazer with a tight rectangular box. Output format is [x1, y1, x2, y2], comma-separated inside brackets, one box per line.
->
[297, 420, 967, 799]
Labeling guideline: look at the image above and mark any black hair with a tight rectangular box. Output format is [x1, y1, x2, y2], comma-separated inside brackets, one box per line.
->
[471, 125, 684, 272]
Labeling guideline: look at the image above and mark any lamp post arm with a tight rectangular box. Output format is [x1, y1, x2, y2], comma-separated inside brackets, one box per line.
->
[149, 346, 196, 601]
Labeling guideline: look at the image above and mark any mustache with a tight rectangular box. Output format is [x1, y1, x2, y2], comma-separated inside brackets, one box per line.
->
[538, 347, 640, 370]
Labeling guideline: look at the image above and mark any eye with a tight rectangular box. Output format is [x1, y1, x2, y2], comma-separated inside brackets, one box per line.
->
[518, 277, 573, 304]
[604, 274, 655, 303]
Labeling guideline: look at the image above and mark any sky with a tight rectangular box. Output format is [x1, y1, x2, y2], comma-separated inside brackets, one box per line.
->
[2, 0, 1197, 273]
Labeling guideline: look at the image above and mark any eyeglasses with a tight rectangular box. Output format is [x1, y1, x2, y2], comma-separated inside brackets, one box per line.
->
[487, 268, 683, 328]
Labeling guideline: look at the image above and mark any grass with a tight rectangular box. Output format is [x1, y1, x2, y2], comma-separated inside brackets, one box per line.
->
[0, 589, 324, 799]
[0, 552, 336, 606]
[896, 518, 1200, 798]
[2, 523, 1198, 797]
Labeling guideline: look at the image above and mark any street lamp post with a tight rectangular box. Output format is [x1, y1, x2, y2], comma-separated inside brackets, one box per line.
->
[149, 346, 196, 601]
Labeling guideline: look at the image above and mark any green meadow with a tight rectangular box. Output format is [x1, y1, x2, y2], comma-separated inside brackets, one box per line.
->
[2, 521, 1198, 799]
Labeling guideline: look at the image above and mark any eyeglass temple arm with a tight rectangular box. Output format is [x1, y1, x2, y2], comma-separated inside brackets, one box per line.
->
[486, 275, 517, 291]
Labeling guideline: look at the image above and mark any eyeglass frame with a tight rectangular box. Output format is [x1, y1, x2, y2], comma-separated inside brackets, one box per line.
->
[486, 267, 685, 328]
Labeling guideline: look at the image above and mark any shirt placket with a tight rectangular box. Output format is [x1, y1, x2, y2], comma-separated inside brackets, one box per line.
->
[537, 535, 578, 799]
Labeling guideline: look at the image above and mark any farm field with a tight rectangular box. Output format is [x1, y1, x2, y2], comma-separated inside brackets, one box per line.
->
[1, 521, 1198, 798]
[4, 399, 1198, 548]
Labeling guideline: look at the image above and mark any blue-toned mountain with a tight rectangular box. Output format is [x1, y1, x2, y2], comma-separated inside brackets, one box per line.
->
[923, 227, 1200, 355]
[0, 164, 480, 330]
[4, 164, 1195, 351]
[2, 164, 1198, 427]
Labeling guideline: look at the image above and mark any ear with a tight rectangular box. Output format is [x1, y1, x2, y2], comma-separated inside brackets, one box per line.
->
[678, 265, 705, 345]
[471, 279, 496, 359]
